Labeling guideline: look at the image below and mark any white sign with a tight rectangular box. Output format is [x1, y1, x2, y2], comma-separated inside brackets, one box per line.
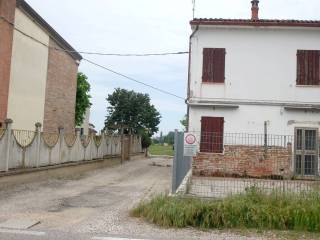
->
[184, 133, 197, 156]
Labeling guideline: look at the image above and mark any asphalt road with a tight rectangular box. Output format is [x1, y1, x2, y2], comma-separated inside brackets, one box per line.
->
[0, 157, 276, 240]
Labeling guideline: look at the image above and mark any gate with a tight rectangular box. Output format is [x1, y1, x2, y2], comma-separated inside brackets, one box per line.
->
[172, 131, 192, 193]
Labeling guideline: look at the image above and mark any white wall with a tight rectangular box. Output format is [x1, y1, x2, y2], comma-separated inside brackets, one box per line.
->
[7, 8, 49, 130]
[189, 105, 320, 136]
[189, 26, 320, 104]
[78, 107, 90, 135]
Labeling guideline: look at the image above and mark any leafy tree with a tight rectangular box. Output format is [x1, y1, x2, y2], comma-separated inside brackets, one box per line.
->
[104, 88, 161, 135]
[180, 114, 188, 131]
[75, 73, 91, 126]
[164, 131, 175, 145]
[141, 131, 152, 149]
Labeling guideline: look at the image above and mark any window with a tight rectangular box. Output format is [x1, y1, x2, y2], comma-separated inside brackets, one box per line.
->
[202, 48, 226, 83]
[297, 50, 320, 86]
[295, 128, 319, 176]
[200, 117, 224, 153]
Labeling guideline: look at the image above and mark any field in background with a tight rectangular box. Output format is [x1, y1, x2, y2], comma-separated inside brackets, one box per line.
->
[149, 144, 174, 156]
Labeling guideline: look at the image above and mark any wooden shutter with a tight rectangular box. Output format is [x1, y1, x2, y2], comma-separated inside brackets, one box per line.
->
[202, 48, 225, 83]
[200, 117, 224, 153]
[297, 50, 320, 85]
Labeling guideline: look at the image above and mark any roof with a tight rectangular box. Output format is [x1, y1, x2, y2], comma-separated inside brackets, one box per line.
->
[190, 18, 320, 28]
[16, 0, 82, 61]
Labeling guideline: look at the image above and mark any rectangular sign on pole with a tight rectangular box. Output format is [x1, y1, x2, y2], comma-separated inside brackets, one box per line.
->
[183, 133, 197, 157]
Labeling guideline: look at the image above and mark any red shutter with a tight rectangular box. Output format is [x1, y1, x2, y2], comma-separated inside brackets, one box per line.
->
[202, 48, 225, 83]
[200, 117, 224, 153]
[297, 50, 320, 85]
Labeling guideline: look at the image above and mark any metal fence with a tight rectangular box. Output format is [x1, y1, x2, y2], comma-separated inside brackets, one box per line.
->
[172, 131, 320, 198]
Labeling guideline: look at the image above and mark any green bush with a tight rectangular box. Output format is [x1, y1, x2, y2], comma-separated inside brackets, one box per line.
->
[141, 132, 152, 149]
[131, 189, 320, 232]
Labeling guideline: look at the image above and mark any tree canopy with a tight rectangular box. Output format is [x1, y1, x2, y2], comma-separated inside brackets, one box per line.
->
[104, 88, 161, 135]
[75, 72, 91, 126]
[180, 114, 187, 131]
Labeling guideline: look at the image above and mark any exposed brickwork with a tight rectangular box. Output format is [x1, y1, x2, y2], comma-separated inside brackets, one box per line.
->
[0, 0, 16, 125]
[193, 144, 293, 179]
[43, 39, 78, 133]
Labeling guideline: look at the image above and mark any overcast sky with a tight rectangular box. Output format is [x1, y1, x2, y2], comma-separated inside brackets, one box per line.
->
[26, 0, 320, 135]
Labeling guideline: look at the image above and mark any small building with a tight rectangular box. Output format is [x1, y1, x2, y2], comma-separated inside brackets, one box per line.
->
[0, 0, 82, 132]
[187, 1, 320, 178]
[78, 107, 91, 136]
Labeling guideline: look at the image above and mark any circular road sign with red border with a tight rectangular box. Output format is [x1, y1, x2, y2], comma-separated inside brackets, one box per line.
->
[185, 133, 196, 145]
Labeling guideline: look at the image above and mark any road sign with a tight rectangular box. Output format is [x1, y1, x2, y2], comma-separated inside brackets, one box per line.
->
[183, 133, 197, 156]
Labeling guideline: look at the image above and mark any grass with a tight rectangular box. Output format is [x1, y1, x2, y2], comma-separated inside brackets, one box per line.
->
[131, 188, 320, 233]
[149, 144, 174, 156]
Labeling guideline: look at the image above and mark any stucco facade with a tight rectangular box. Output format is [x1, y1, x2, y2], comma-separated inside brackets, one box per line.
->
[187, 13, 320, 177]
[7, 8, 49, 130]
[188, 26, 320, 135]
[0, 0, 82, 131]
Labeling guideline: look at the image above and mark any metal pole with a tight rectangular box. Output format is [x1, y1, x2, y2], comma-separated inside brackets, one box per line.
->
[264, 121, 268, 157]
[172, 130, 179, 194]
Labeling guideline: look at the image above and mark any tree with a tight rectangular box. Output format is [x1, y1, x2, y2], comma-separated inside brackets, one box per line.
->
[75, 73, 91, 126]
[180, 114, 188, 131]
[141, 131, 152, 149]
[104, 88, 161, 135]
[164, 131, 175, 145]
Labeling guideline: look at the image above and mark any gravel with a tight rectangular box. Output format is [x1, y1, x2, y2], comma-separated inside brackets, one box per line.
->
[0, 157, 294, 240]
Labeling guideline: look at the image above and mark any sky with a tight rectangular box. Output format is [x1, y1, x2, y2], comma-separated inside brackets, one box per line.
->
[25, 0, 320, 135]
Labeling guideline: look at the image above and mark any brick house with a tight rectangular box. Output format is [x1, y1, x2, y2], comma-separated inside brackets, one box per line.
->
[187, 1, 320, 178]
[0, 0, 82, 132]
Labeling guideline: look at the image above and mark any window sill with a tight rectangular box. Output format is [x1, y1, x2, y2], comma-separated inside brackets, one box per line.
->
[296, 85, 320, 88]
[202, 82, 225, 85]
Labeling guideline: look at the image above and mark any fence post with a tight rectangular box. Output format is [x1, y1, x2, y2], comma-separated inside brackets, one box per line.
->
[35, 122, 42, 168]
[4, 119, 13, 172]
[58, 126, 64, 164]
[75, 128, 81, 161]
[172, 130, 179, 194]
[120, 128, 124, 164]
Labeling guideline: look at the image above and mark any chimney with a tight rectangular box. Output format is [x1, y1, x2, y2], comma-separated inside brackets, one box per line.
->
[251, 0, 259, 20]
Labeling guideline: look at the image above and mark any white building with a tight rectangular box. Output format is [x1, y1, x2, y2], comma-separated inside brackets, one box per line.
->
[187, 1, 320, 177]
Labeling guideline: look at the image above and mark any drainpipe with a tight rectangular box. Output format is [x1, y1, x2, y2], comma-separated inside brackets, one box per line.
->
[186, 25, 199, 132]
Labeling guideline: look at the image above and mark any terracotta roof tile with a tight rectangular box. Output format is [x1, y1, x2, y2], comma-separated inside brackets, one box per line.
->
[190, 18, 320, 28]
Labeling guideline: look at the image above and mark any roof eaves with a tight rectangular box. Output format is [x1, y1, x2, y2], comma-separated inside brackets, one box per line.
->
[190, 18, 320, 28]
[16, 0, 82, 61]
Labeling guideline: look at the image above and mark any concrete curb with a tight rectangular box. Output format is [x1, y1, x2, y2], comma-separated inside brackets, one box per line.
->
[149, 155, 173, 159]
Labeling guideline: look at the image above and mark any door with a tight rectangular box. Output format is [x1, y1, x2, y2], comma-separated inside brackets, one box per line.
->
[200, 117, 224, 153]
[295, 128, 319, 176]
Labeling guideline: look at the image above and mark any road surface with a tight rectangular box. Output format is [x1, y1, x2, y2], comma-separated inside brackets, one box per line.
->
[0, 157, 277, 240]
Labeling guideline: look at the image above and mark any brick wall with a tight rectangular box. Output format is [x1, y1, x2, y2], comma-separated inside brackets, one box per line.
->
[43, 39, 78, 133]
[193, 144, 293, 178]
[0, 0, 16, 125]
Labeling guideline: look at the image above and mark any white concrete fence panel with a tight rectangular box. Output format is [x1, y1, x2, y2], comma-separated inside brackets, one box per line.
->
[0, 120, 142, 172]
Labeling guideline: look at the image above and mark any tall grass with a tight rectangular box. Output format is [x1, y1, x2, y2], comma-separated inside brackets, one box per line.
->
[131, 189, 320, 232]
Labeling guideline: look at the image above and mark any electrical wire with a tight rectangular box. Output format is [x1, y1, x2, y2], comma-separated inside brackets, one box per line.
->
[0, 14, 186, 100]
[83, 58, 185, 100]
[0, 15, 188, 57]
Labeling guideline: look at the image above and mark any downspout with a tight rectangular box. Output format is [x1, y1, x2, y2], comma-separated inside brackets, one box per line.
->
[186, 25, 199, 132]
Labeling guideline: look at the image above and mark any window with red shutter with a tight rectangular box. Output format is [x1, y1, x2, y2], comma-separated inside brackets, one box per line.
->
[202, 48, 226, 83]
[200, 117, 224, 153]
[297, 50, 320, 86]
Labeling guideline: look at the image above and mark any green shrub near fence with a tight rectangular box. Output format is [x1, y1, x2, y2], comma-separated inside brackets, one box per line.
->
[131, 188, 320, 232]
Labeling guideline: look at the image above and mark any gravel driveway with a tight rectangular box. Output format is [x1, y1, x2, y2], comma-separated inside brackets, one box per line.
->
[0, 157, 310, 240]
